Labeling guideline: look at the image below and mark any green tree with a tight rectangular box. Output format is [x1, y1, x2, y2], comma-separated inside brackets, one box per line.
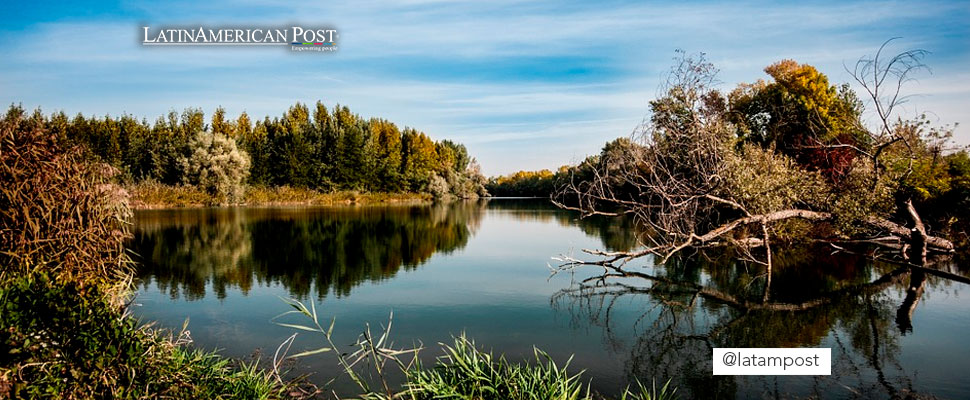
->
[729, 60, 865, 181]
[370, 118, 403, 191]
[401, 129, 437, 191]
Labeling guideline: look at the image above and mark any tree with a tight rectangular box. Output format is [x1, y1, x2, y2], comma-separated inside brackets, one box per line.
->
[18, 101, 479, 197]
[729, 60, 866, 181]
[553, 50, 954, 284]
[400, 129, 437, 191]
[178, 131, 251, 204]
[370, 118, 403, 191]
[211, 107, 233, 137]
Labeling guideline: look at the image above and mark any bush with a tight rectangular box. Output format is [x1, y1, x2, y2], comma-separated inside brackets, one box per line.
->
[724, 144, 830, 216]
[178, 131, 251, 204]
[0, 107, 130, 287]
[428, 173, 451, 199]
[0, 275, 282, 399]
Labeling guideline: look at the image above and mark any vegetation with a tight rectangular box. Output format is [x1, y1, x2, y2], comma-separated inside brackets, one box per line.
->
[404, 337, 676, 400]
[553, 45, 967, 272]
[487, 168, 566, 197]
[178, 130, 251, 204]
[0, 275, 281, 399]
[14, 101, 487, 206]
[2, 101, 670, 399]
[274, 298, 678, 400]
[0, 108, 130, 290]
[128, 181, 430, 208]
[0, 110, 287, 399]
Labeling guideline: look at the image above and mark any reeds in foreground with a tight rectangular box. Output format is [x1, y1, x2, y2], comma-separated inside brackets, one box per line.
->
[275, 297, 678, 400]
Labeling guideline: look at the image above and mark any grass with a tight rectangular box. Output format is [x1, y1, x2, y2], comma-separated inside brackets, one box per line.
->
[128, 181, 431, 209]
[0, 274, 288, 399]
[403, 335, 590, 400]
[404, 336, 677, 400]
[275, 298, 678, 400]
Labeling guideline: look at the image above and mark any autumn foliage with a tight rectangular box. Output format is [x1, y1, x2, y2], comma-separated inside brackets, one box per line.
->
[729, 60, 866, 182]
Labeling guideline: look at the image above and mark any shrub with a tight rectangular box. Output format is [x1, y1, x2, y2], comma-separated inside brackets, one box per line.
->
[0, 275, 282, 399]
[178, 131, 251, 204]
[428, 173, 451, 199]
[724, 144, 830, 216]
[0, 107, 130, 287]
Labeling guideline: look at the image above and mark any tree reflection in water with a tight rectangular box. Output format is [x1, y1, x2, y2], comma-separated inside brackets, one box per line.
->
[553, 246, 969, 399]
[129, 199, 969, 398]
[131, 202, 485, 300]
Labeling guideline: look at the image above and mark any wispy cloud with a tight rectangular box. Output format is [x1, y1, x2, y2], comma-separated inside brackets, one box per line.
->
[1, 0, 967, 175]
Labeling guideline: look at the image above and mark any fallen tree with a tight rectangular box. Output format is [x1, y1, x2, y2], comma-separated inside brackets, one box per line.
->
[552, 48, 958, 272]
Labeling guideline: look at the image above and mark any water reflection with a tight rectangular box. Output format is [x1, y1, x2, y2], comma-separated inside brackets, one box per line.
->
[130, 200, 970, 398]
[553, 246, 970, 399]
[132, 202, 485, 300]
[131, 200, 638, 301]
[483, 198, 640, 252]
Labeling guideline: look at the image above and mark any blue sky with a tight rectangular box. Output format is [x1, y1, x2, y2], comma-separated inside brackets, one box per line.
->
[1, 0, 968, 175]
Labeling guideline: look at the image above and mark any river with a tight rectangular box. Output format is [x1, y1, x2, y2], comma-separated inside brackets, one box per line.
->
[129, 199, 970, 399]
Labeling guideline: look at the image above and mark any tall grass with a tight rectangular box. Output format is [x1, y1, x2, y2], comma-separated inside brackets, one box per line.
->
[0, 108, 131, 291]
[0, 109, 293, 399]
[128, 180, 213, 208]
[275, 298, 678, 400]
[403, 335, 589, 400]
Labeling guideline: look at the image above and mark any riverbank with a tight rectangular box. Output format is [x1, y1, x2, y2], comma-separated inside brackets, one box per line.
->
[0, 274, 290, 399]
[128, 182, 433, 209]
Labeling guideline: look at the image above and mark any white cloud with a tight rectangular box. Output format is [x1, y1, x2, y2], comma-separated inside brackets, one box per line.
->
[0, 0, 967, 175]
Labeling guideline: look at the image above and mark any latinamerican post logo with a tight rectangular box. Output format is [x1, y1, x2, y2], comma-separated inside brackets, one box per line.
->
[141, 26, 338, 52]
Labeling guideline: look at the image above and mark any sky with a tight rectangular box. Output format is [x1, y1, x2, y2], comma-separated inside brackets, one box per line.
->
[1, 0, 968, 176]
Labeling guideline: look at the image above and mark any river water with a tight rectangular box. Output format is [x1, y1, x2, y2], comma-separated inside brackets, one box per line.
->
[130, 199, 970, 399]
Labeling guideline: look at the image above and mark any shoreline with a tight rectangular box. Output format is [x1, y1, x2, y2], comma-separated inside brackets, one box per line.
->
[127, 183, 435, 210]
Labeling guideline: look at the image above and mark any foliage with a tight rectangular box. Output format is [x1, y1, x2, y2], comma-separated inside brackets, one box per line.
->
[404, 336, 590, 400]
[728, 60, 866, 181]
[0, 274, 284, 400]
[428, 173, 451, 199]
[828, 158, 897, 235]
[0, 107, 131, 288]
[488, 169, 560, 197]
[178, 131, 251, 204]
[25, 101, 486, 198]
[128, 180, 213, 208]
[723, 144, 830, 215]
[0, 106, 306, 399]
[556, 49, 966, 248]
[128, 182, 430, 208]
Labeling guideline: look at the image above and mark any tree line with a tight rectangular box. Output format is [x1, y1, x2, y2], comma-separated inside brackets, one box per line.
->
[5, 102, 488, 202]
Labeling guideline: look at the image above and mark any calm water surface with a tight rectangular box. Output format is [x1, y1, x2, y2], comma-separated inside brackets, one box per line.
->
[130, 199, 970, 399]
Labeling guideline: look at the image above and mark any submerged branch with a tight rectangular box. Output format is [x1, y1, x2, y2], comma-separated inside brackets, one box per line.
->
[562, 209, 954, 270]
[557, 260, 913, 313]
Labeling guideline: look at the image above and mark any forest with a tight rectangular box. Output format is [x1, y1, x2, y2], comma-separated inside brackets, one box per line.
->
[4, 101, 488, 204]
